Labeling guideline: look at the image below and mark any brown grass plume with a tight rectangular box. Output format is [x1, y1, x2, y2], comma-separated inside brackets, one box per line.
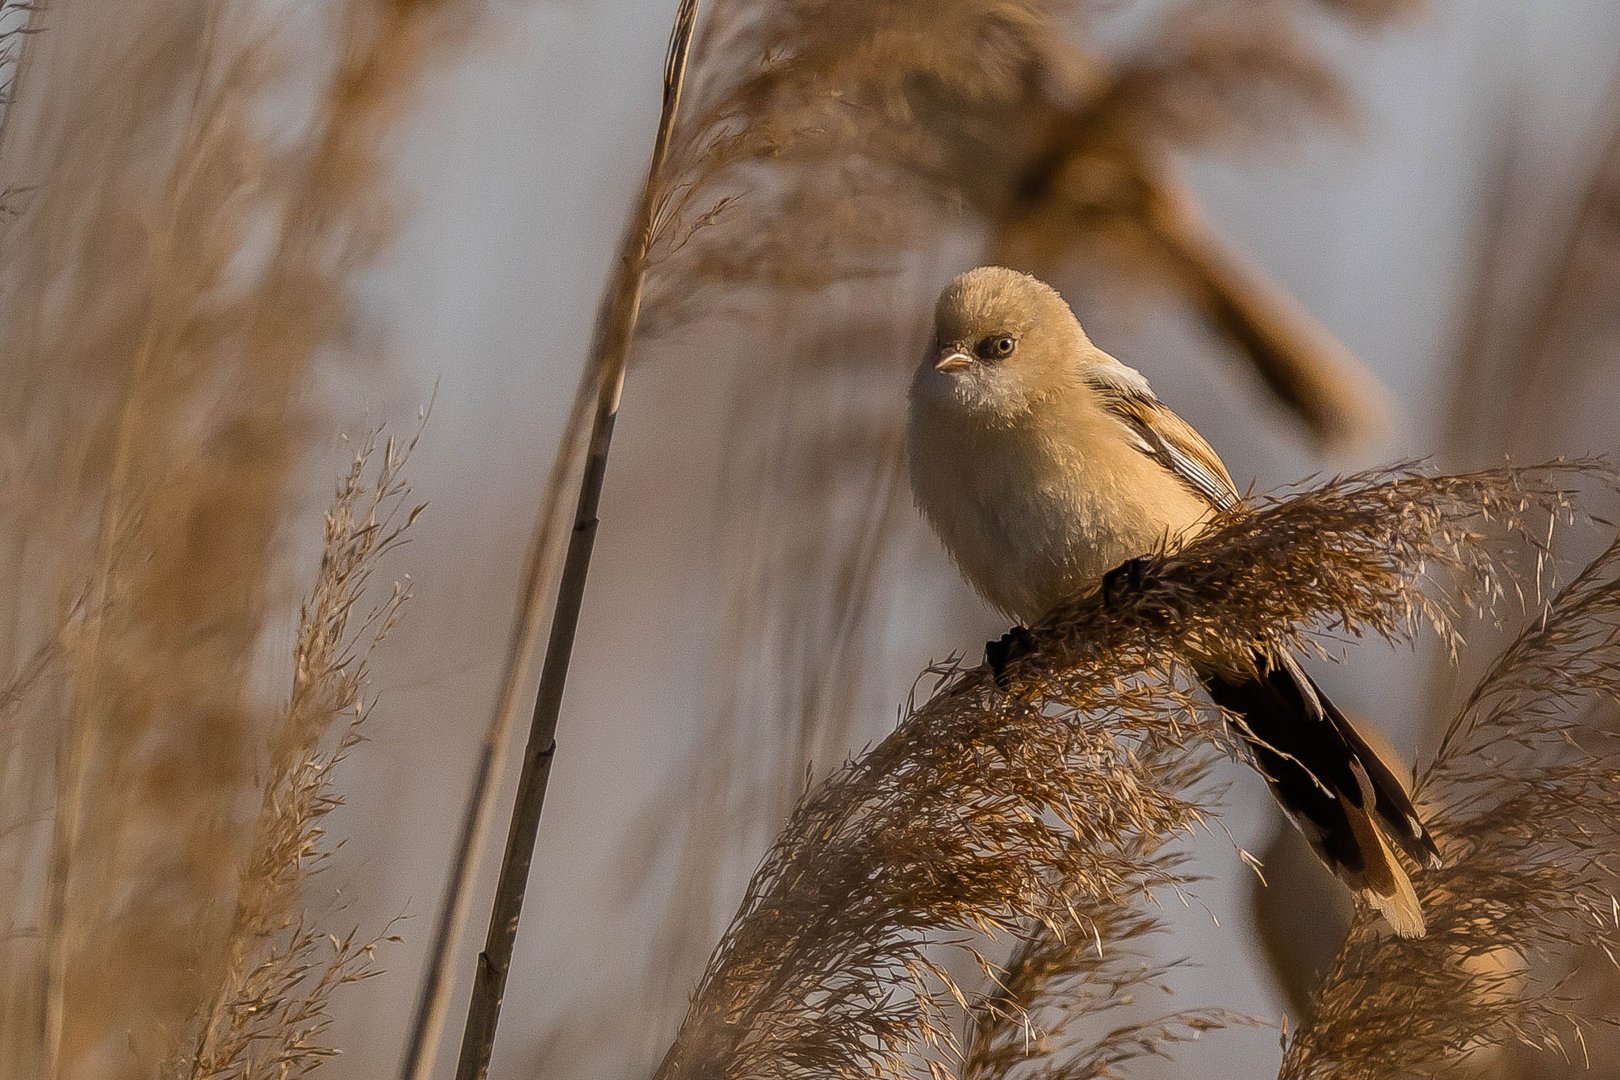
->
[653, 464, 1592, 1079]
[0, 2, 469, 1076]
[1283, 528, 1620, 1077]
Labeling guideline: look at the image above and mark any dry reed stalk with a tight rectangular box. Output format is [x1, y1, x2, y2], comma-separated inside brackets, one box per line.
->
[399, 362, 595, 1080]
[186, 429, 420, 1080]
[1437, 82, 1620, 467]
[1496, 111, 1620, 452]
[0, 1, 473, 1075]
[429, 5, 704, 1080]
[1282, 528, 1620, 1078]
[0, 0, 39, 165]
[1140, 180, 1390, 446]
[1437, 128, 1528, 466]
[653, 464, 1588, 1079]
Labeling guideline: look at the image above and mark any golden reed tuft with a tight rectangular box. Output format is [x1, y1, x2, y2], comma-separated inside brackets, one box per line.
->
[1284, 530, 1620, 1077]
[0, 2, 466, 1077]
[186, 430, 422, 1079]
[636, 0, 1411, 444]
[652, 463, 1605, 1079]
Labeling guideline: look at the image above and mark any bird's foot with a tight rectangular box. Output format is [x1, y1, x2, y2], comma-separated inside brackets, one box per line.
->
[1101, 555, 1152, 609]
[986, 624, 1035, 688]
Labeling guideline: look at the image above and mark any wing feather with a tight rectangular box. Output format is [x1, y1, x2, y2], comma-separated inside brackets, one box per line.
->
[1083, 361, 1242, 512]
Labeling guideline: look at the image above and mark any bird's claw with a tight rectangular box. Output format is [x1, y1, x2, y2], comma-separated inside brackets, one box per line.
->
[1101, 555, 1152, 608]
[986, 625, 1035, 688]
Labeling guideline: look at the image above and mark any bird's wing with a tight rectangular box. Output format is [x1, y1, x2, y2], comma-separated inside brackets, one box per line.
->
[1083, 361, 1243, 513]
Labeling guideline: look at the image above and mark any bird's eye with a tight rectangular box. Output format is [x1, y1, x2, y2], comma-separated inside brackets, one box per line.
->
[977, 334, 1017, 361]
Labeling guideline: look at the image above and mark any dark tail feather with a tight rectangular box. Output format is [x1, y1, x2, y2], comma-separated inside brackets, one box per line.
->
[1307, 670, 1443, 871]
[1204, 652, 1436, 938]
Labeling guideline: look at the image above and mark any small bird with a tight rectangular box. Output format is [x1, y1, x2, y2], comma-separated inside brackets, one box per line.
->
[907, 266, 1440, 937]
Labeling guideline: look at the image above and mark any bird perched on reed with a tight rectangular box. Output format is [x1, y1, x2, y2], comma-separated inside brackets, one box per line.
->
[907, 266, 1440, 937]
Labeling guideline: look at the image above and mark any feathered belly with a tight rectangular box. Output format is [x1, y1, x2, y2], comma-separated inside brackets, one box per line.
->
[910, 416, 1211, 624]
[965, 483, 1174, 622]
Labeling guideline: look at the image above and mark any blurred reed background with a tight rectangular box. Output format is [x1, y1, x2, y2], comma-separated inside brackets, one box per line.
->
[4, 1, 1620, 1079]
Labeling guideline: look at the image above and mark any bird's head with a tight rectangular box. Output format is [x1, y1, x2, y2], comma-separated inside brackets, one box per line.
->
[913, 266, 1090, 423]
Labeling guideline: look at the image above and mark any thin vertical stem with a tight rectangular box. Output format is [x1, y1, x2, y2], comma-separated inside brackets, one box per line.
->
[446, 4, 701, 1078]
[397, 366, 593, 1080]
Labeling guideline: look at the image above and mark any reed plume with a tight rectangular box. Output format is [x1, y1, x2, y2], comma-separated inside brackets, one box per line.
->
[1246, 72, 1620, 1040]
[0, 2, 471, 1075]
[654, 463, 1588, 1079]
[636, 0, 1405, 445]
[962, 843, 1242, 1080]
[186, 430, 420, 1080]
[1282, 529, 1620, 1078]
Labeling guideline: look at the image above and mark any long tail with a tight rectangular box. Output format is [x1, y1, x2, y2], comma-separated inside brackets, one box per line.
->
[1204, 652, 1441, 939]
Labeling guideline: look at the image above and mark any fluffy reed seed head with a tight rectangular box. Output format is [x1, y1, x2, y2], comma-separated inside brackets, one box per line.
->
[1283, 527, 1620, 1077]
[653, 463, 1594, 1079]
[0, 1, 470, 1074]
[185, 429, 422, 1080]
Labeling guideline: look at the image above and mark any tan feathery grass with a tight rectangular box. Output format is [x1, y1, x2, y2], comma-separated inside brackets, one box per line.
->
[961, 842, 1244, 1080]
[641, 0, 1405, 445]
[14, 12, 331, 1067]
[1281, 529, 1620, 1078]
[653, 464, 1591, 1079]
[0, 1, 473, 1075]
[1226, 78, 1620, 1053]
[185, 429, 421, 1080]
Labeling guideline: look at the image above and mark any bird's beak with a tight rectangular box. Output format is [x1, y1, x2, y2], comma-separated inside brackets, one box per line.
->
[934, 348, 972, 373]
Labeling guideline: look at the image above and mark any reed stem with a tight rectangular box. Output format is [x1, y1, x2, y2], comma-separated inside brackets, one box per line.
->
[397, 370, 593, 1080]
[446, 4, 700, 1077]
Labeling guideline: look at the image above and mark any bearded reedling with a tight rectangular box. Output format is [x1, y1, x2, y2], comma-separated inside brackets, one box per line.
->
[907, 266, 1439, 937]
